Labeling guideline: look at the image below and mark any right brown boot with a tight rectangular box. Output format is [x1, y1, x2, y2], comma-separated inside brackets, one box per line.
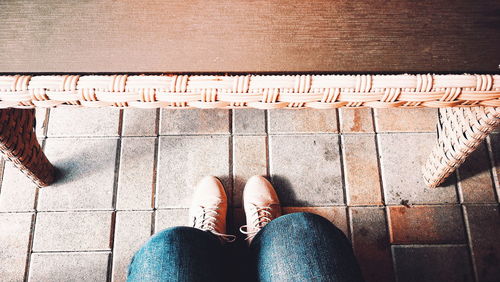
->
[239, 175, 282, 244]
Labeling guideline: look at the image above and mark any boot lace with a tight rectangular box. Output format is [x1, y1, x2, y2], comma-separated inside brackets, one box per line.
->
[239, 205, 273, 241]
[192, 206, 236, 243]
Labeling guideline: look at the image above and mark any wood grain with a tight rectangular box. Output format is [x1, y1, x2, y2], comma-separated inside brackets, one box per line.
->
[0, 0, 499, 73]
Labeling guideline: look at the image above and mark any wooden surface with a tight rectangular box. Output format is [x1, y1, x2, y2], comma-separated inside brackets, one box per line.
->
[0, 0, 499, 73]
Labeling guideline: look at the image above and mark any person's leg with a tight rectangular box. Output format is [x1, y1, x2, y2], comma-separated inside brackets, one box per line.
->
[127, 226, 224, 282]
[250, 212, 364, 282]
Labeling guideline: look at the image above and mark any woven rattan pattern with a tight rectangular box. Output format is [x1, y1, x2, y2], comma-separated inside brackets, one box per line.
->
[0, 109, 55, 186]
[0, 74, 499, 109]
[422, 107, 500, 188]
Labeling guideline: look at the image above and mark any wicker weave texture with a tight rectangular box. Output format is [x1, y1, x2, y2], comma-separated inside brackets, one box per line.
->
[422, 106, 500, 188]
[0, 109, 55, 187]
[0, 74, 499, 109]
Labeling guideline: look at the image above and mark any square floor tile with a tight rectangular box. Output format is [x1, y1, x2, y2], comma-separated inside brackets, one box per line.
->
[47, 107, 120, 137]
[393, 245, 473, 282]
[33, 211, 112, 251]
[38, 138, 118, 211]
[29, 252, 109, 282]
[388, 205, 466, 244]
[233, 109, 266, 134]
[233, 136, 267, 207]
[116, 137, 156, 210]
[374, 108, 437, 132]
[269, 135, 343, 206]
[268, 109, 338, 133]
[0, 162, 38, 212]
[160, 109, 230, 135]
[342, 134, 382, 205]
[157, 136, 230, 208]
[378, 133, 457, 204]
[339, 108, 374, 133]
[155, 209, 189, 232]
[464, 205, 500, 282]
[0, 212, 33, 281]
[349, 207, 394, 282]
[112, 211, 152, 282]
[122, 108, 158, 136]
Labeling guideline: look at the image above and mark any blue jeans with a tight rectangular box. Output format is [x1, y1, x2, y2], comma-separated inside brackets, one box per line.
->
[128, 212, 364, 282]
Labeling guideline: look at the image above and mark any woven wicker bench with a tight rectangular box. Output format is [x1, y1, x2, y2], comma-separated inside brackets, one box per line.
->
[0, 74, 498, 188]
[1, 0, 499, 190]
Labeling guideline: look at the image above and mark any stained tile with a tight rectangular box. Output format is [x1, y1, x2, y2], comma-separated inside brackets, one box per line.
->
[464, 205, 500, 282]
[342, 135, 382, 205]
[393, 245, 473, 282]
[282, 207, 348, 236]
[155, 209, 189, 232]
[122, 108, 157, 136]
[157, 136, 230, 208]
[374, 108, 437, 132]
[388, 205, 466, 244]
[339, 108, 374, 133]
[457, 143, 495, 203]
[233, 109, 266, 134]
[112, 211, 152, 282]
[116, 137, 155, 210]
[47, 107, 120, 137]
[38, 138, 118, 211]
[33, 211, 112, 251]
[0, 213, 33, 281]
[378, 133, 457, 204]
[269, 135, 343, 206]
[233, 136, 267, 207]
[0, 162, 37, 212]
[350, 207, 394, 282]
[29, 252, 109, 282]
[160, 109, 230, 135]
[268, 109, 338, 133]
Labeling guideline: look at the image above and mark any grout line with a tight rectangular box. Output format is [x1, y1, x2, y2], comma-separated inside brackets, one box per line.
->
[23, 137, 46, 282]
[31, 250, 113, 254]
[1, 202, 486, 215]
[229, 109, 234, 208]
[456, 169, 465, 203]
[390, 245, 400, 282]
[41, 108, 50, 137]
[265, 110, 271, 178]
[371, 108, 386, 205]
[461, 205, 479, 282]
[155, 108, 160, 136]
[150, 137, 160, 235]
[117, 109, 124, 136]
[107, 112, 123, 282]
[391, 243, 469, 248]
[338, 135, 348, 207]
[485, 136, 500, 202]
[107, 211, 117, 282]
[0, 159, 5, 196]
[40, 131, 438, 139]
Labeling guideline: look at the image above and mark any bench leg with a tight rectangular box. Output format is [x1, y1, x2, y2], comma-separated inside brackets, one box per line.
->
[0, 109, 55, 187]
[423, 106, 500, 188]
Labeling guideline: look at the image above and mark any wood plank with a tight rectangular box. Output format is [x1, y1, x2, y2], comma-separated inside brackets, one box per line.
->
[0, 0, 499, 73]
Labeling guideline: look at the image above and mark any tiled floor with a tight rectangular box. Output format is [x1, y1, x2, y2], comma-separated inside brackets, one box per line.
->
[0, 107, 499, 282]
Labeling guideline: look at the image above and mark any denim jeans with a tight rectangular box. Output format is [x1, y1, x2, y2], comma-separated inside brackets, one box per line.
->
[128, 212, 364, 282]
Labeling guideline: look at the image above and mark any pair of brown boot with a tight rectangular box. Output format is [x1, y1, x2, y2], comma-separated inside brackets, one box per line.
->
[188, 175, 281, 244]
